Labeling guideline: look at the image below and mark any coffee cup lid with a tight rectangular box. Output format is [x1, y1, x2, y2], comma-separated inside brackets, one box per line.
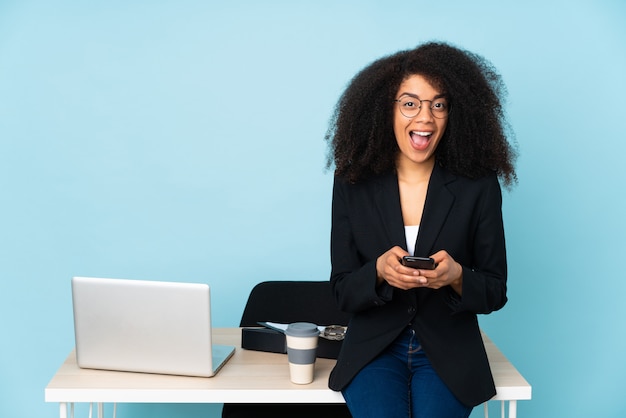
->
[285, 322, 320, 337]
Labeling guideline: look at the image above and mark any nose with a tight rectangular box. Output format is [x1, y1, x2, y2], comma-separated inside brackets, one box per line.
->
[414, 103, 434, 122]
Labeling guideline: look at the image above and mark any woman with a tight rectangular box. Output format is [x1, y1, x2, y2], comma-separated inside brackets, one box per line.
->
[325, 42, 517, 418]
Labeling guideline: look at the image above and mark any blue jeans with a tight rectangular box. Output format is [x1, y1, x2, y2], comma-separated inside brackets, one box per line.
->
[342, 327, 472, 418]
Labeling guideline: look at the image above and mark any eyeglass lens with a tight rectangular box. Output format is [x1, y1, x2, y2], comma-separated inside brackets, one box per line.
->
[397, 96, 449, 119]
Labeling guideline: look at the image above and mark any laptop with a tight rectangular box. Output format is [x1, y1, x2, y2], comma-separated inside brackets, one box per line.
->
[71, 276, 235, 377]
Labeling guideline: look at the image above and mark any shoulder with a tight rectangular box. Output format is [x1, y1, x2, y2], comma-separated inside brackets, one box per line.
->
[332, 171, 396, 195]
[434, 164, 501, 194]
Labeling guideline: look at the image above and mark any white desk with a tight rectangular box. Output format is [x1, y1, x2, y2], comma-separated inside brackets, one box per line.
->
[45, 328, 531, 418]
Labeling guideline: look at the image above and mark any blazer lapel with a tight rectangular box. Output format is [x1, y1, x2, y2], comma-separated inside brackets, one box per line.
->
[415, 164, 456, 256]
[374, 172, 407, 250]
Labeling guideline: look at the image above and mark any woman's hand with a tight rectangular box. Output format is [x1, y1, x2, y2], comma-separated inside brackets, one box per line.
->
[375, 246, 425, 290]
[376, 247, 463, 294]
[422, 250, 464, 295]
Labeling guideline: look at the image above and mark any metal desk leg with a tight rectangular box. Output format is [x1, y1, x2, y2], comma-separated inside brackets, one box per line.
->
[487, 400, 517, 418]
[484, 400, 519, 418]
[59, 402, 75, 418]
[88, 402, 105, 418]
[508, 400, 517, 418]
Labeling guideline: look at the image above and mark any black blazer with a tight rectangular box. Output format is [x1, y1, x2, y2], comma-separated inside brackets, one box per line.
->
[328, 164, 508, 407]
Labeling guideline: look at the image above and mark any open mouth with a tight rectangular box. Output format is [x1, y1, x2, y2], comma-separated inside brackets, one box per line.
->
[410, 131, 432, 149]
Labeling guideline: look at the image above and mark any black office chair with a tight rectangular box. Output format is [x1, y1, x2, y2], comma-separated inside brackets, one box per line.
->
[221, 280, 353, 418]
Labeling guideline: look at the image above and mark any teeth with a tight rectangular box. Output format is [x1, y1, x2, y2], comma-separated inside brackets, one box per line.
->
[412, 131, 431, 137]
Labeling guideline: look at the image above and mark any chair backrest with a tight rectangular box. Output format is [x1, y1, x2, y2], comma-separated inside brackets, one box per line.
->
[239, 281, 351, 327]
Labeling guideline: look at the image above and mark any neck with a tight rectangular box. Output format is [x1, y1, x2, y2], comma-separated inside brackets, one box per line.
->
[396, 157, 435, 184]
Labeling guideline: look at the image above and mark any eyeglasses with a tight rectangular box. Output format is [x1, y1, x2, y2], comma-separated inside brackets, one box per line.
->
[395, 95, 449, 119]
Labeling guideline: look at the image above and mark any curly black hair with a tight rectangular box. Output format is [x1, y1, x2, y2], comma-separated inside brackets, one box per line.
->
[325, 41, 517, 188]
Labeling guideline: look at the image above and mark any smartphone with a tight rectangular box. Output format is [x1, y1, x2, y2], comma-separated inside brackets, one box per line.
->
[401, 256, 437, 270]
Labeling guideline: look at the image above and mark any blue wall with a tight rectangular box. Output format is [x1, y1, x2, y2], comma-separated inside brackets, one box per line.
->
[1, 1, 625, 417]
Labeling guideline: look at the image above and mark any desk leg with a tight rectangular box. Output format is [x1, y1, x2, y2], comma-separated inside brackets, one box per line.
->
[484, 401, 519, 418]
[59, 402, 75, 418]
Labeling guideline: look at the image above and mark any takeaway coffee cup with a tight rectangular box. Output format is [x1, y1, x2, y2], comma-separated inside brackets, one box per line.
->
[285, 322, 320, 384]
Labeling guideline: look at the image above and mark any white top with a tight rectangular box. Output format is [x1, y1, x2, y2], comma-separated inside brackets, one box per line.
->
[404, 225, 419, 256]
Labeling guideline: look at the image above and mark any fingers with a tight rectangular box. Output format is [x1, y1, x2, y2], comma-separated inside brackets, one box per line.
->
[422, 250, 462, 289]
[378, 248, 462, 291]
[395, 250, 447, 290]
[388, 258, 429, 290]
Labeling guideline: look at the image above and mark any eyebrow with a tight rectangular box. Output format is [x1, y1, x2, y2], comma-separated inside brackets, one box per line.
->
[397, 92, 447, 100]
